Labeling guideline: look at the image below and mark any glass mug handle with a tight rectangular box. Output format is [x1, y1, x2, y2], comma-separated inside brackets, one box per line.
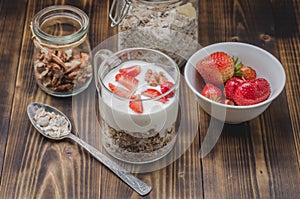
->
[109, 0, 132, 27]
[93, 49, 114, 92]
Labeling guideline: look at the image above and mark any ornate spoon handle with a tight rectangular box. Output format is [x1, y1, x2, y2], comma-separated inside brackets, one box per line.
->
[68, 133, 152, 196]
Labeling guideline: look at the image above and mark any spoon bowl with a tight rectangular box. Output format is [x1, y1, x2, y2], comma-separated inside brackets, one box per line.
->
[27, 102, 71, 140]
[27, 102, 152, 196]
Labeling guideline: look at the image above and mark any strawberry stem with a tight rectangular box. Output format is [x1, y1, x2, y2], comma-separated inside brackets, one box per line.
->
[232, 56, 243, 77]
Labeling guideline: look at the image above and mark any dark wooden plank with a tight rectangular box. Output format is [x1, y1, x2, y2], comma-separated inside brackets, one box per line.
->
[0, 0, 28, 177]
[271, 0, 300, 197]
[249, 0, 300, 198]
[277, 34, 300, 163]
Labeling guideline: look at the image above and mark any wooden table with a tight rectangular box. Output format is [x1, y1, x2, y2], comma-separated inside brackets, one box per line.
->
[1, 0, 299, 198]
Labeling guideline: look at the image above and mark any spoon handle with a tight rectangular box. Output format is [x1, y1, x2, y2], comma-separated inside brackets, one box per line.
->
[67, 133, 152, 196]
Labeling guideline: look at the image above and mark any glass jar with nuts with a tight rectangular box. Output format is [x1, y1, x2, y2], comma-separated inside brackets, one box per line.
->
[30, 5, 92, 97]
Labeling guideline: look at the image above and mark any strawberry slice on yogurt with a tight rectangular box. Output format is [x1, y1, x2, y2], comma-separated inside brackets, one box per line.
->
[115, 73, 139, 92]
[129, 94, 143, 113]
[108, 83, 132, 98]
[160, 81, 175, 98]
[119, 65, 141, 77]
[142, 88, 169, 104]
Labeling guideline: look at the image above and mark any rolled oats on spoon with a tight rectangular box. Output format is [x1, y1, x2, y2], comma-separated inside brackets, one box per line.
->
[33, 106, 70, 138]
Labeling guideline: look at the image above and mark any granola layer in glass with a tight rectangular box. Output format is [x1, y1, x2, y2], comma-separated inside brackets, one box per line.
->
[101, 122, 177, 164]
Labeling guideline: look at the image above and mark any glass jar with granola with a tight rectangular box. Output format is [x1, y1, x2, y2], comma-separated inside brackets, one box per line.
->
[110, 0, 199, 65]
[31, 5, 92, 97]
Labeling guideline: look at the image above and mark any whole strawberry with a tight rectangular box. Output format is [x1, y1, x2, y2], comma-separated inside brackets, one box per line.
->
[201, 83, 222, 102]
[235, 64, 257, 81]
[224, 77, 244, 100]
[234, 78, 271, 106]
[239, 65, 257, 80]
[196, 52, 235, 85]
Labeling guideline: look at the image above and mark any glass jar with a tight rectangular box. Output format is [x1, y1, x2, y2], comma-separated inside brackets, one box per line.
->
[110, 0, 199, 65]
[109, 0, 184, 27]
[30, 5, 92, 97]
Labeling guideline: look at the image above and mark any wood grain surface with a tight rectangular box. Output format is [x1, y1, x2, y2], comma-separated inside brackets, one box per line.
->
[0, 0, 299, 198]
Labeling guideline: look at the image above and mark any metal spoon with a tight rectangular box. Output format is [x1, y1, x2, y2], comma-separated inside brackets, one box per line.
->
[27, 102, 152, 196]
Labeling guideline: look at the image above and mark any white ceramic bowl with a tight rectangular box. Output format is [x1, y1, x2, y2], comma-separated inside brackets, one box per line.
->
[184, 42, 286, 123]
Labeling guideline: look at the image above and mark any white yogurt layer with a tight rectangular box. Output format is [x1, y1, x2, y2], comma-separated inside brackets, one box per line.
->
[99, 60, 179, 137]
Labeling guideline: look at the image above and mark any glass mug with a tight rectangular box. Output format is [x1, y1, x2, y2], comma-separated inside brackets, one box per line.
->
[94, 48, 180, 164]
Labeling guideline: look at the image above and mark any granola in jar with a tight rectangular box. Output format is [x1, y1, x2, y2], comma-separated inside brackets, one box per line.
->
[117, 1, 199, 64]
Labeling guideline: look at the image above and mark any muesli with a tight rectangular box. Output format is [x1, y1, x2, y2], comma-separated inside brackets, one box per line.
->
[102, 123, 177, 163]
[118, 1, 199, 64]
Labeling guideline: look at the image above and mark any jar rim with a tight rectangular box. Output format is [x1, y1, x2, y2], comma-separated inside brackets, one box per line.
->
[32, 5, 89, 46]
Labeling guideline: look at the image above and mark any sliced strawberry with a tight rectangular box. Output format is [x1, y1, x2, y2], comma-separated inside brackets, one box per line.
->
[234, 78, 271, 106]
[224, 77, 244, 100]
[201, 83, 222, 102]
[142, 88, 168, 104]
[119, 65, 141, 77]
[115, 73, 139, 92]
[129, 94, 143, 113]
[160, 81, 175, 98]
[108, 83, 132, 98]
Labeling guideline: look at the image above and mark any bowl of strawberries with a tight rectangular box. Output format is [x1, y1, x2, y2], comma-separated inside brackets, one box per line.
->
[184, 42, 286, 123]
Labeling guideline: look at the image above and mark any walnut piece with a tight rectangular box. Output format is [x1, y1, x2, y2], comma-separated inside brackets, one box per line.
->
[34, 48, 92, 93]
[145, 69, 169, 87]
